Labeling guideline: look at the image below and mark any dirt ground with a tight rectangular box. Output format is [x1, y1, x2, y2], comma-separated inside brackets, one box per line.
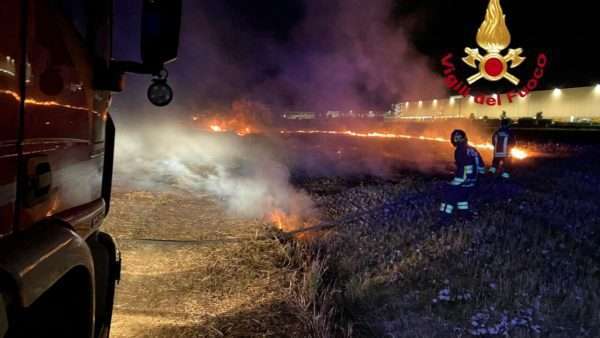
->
[103, 190, 305, 338]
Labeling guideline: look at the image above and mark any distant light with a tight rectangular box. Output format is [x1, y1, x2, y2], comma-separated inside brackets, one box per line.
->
[595, 84, 600, 94]
[449, 97, 455, 105]
[553, 88, 562, 97]
[469, 96, 475, 103]
[418, 100, 423, 106]
[433, 99, 438, 106]
[192, 116, 198, 121]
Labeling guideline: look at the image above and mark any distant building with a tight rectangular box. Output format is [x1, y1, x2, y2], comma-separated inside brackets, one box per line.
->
[394, 86, 600, 122]
[326, 111, 341, 118]
[283, 112, 316, 120]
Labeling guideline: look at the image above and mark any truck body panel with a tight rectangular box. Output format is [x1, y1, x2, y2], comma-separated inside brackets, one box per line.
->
[19, 1, 109, 235]
[0, 0, 21, 238]
[0, 222, 95, 308]
[1, 0, 179, 335]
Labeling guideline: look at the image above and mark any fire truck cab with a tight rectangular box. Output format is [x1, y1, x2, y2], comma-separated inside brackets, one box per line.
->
[0, 1, 181, 337]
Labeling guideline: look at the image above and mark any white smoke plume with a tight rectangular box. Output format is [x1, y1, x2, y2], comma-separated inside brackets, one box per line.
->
[113, 121, 314, 220]
[109, 0, 451, 223]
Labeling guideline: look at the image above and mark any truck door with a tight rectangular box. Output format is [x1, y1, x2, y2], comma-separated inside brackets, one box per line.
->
[0, 0, 22, 236]
[19, 0, 110, 229]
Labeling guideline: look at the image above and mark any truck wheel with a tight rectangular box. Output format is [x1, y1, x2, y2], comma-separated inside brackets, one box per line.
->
[92, 242, 112, 338]
[1, 290, 9, 338]
[6, 268, 93, 338]
[89, 233, 119, 338]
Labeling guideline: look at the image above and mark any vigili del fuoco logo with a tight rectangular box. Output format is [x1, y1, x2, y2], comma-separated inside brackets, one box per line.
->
[441, 0, 548, 106]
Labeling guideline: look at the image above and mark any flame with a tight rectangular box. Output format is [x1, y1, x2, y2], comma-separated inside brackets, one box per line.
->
[280, 130, 530, 160]
[511, 147, 528, 160]
[210, 125, 223, 132]
[268, 209, 309, 232]
[198, 117, 255, 136]
[476, 0, 511, 52]
[269, 209, 289, 231]
[203, 123, 531, 160]
[268, 209, 324, 240]
[194, 99, 268, 136]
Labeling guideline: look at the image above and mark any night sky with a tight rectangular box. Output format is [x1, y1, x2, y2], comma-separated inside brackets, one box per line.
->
[395, 0, 600, 88]
[113, 0, 600, 115]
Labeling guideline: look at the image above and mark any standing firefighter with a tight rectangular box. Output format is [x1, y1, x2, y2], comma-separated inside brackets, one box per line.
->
[438, 130, 486, 227]
[489, 119, 515, 179]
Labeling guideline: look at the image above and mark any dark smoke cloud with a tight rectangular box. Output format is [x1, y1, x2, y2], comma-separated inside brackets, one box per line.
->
[113, 0, 445, 116]
[109, 0, 450, 224]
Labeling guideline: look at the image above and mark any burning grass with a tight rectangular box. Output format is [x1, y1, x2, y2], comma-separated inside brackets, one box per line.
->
[108, 123, 593, 337]
[280, 129, 532, 161]
[103, 191, 314, 337]
[285, 144, 600, 337]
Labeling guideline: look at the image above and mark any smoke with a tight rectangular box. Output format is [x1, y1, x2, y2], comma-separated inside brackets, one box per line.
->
[268, 0, 447, 110]
[113, 120, 314, 220]
[110, 0, 451, 224]
[113, 0, 445, 114]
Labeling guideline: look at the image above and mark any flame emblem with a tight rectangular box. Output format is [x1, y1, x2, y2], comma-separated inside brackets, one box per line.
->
[462, 0, 525, 85]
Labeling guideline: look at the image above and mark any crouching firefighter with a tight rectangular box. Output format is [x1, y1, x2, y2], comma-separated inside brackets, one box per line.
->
[489, 119, 515, 179]
[437, 130, 486, 227]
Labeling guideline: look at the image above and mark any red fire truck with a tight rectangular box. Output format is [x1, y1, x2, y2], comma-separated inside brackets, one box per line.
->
[0, 0, 181, 337]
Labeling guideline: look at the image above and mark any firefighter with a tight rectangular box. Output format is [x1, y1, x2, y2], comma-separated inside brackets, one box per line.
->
[437, 129, 486, 227]
[489, 119, 515, 179]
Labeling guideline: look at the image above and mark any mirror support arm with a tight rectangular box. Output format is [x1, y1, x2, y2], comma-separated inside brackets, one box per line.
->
[110, 61, 163, 76]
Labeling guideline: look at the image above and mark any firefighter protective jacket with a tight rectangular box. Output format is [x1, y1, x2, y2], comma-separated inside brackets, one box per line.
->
[450, 143, 485, 187]
[492, 127, 515, 158]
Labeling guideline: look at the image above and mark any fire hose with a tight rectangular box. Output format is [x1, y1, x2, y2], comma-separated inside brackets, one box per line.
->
[281, 180, 600, 264]
[283, 189, 431, 237]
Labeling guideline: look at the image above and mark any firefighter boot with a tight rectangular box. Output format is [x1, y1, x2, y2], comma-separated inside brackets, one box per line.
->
[457, 210, 475, 222]
[432, 215, 454, 231]
[456, 201, 474, 221]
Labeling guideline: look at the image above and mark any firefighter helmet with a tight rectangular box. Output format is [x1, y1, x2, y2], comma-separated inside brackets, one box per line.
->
[450, 129, 467, 147]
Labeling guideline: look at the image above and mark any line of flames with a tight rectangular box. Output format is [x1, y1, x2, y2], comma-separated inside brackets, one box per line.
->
[279, 129, 529, 160]
[269, 129, 529, 234]
[206, 125, 529, 159]
[208, 124, 252, 136]
[205, 124, 530, 234]
[268, 209, 318, 239]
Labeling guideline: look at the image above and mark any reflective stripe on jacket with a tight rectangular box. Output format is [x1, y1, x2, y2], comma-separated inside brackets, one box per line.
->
[493, 127, 514, 158]
[451, 144, 485, 188]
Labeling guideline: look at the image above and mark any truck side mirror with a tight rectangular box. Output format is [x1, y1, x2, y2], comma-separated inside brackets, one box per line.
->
[141, 0, 182, 68]
[147, 70, 173, 107]
[109, 0, 182, 106]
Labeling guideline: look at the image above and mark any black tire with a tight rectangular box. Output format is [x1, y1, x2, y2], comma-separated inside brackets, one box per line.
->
[6, 268, 93, 338]
[89, 237, 117, 338]
[1, 289, 9, 338]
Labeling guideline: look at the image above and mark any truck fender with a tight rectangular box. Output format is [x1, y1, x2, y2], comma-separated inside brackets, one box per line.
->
[0, 293, 7, 337]
[0, 223, 94, 308]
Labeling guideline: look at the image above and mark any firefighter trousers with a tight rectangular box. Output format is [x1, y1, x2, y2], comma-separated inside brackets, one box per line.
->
[490, 156, 512, 178]
[440, 185, 473, 217]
